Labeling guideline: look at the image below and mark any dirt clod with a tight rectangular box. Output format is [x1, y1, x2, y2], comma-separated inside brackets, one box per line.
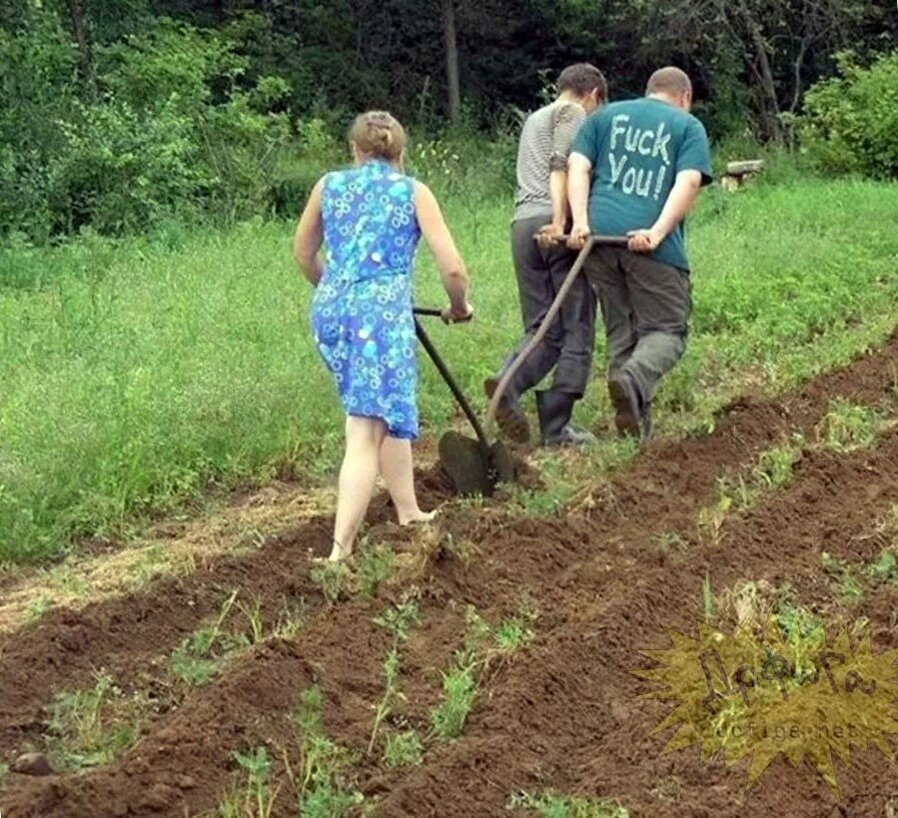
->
[11, 752, 54, 777]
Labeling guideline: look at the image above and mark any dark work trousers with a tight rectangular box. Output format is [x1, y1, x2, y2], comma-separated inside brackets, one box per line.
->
[584, 245, 692, 404]
[501, 216, 597, 399]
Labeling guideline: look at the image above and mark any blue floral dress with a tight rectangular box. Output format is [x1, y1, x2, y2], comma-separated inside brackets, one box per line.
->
[311, 160, 422, 439]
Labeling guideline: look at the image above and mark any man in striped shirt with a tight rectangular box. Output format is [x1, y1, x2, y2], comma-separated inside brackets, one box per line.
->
[486, 63, 607, 446]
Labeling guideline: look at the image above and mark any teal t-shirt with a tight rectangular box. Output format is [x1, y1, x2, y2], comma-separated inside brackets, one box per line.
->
[571, 97, 712, 271]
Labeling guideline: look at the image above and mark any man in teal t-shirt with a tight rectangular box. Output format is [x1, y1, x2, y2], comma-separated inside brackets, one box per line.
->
[568, 66, 712, 441]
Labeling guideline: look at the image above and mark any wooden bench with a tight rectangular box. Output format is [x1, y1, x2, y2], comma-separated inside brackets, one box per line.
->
[720, 159, 765, 192]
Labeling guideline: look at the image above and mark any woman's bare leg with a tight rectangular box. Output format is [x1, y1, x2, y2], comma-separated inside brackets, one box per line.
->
[380, 436, 436, 525]
[331, 416, 387, 561]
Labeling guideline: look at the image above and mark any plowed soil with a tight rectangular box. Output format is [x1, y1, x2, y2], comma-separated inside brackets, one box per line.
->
[2, 335, 898, 818]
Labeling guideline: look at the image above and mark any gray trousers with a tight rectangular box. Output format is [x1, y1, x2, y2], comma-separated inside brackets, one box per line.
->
[584, 246, 691, 404]
[503, 216, 597, 398]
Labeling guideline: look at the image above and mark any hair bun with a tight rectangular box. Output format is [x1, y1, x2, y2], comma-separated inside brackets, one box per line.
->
[351, 111, 406, 162]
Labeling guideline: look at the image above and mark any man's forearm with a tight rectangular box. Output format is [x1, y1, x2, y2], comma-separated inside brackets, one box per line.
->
[568, 163, 591, 227]
[549, 170, 569, 228]
[652, 173, 701, 241]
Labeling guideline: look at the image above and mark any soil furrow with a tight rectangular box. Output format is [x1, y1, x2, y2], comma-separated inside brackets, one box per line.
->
[1, 333, 897, 816]
[375, 430, 898, 817]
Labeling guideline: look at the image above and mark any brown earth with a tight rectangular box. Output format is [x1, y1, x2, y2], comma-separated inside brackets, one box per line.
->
[2, 334, 898, 817]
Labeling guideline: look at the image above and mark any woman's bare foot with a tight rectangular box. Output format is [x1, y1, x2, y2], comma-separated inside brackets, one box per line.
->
[327, 539, 353, 562]
[398, 509, 438, 527]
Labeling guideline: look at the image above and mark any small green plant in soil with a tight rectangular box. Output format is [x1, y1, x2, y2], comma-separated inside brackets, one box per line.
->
[507, 790, 630, 817]
[373, 599, 421, 643]
[127, 545, 169, 588]
[817, 399, 884, 452]
[702, 574, 715, 624]
[429, 604, 539, 744]
[171, 590, 246, 686]
[272, 598, 305, 640]
[440, 532, 479, 563]
[430, 665, 478, 742]
[369, 601, 421, 754]
[697, 493, 731, 546]
[754, 442, 800, 490]
[294, 686, 363, 818]
[45, 672, 138, 771]
[27, 593, 55, 622]
[310, 561, 352, 605]
[773, 587, 828, 686]
[236, 596, 269, 645]
[867, 550, 898, 584]
[0, 760, 9, 787]
[49, 566, 91, 599]
[357, 543, 394, 598]
[509, 485, 575, 518]
[382, 729, 424, 768]
[368, 647, 402, 756]
[494, 613, 537, 653]
[654, 532, 688, 555]
[217, 746, 279, 818]
[703, 438, 804, 538]
[821, 552, 864, 602]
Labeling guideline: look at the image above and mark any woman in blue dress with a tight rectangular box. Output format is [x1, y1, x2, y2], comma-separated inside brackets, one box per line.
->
[293, 111, 473, 561]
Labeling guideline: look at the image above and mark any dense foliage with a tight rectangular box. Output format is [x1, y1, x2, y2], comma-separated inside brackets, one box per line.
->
[0, 0, 895, 241]
[799, 51, 898, 180]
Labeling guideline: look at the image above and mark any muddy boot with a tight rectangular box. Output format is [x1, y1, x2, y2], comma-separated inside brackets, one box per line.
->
[535, 389, 596, 447]
[641, 400, 653, 441]
[608, 371, 643, 440]
[484, 377, 530, 443]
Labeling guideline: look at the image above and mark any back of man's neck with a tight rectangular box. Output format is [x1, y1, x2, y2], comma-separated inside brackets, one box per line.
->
[556, 91, 583, 108]
[646, 93, 677, 106]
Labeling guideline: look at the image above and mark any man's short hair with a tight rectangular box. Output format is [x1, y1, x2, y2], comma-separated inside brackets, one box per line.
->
[646, 67, 693, 98]
[558, 63, 608, 102]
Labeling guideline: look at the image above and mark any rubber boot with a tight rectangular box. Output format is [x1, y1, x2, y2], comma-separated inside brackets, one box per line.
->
[535, 389, 596, 447]
[484, 376, 530, 444]
[607, 370, 643, 440]
[641, 400, 653, 441]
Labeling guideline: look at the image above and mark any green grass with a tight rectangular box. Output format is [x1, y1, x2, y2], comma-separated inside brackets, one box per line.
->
[217, 747, 279, 818]
[507, 790, 630, 818]
[3, 172, 898, 561]
[817, 398, 886, 452]
[382, 730, 424, 768]
[429, 665, 478, 742]
[294, 686, 364, 818]
[820, 552, 865, 602]
[170, 590, 251, 686]
[867, 550, 898, 584]
[45, 672, 139, 772]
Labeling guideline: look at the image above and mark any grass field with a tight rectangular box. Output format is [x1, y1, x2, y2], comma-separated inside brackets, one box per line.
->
[2, 160, 898, 818]
[2, 171, 898, 563]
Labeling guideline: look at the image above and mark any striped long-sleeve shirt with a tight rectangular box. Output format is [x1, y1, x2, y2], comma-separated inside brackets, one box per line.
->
[514, 100, 587, 222]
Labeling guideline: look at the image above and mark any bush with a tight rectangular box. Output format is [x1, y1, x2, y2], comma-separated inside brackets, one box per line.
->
[799, 51, 898, 179]
[0, 12, 296, 242]
[48, 99, 203, 235]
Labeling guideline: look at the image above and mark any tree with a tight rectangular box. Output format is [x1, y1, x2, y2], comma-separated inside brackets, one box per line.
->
[442, 0, 460, 122]
[67, 0, 95, 95]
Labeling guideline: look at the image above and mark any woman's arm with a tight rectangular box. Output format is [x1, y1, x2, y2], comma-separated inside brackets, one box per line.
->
[413, 181, 472, 322]
[292, 178, 325, 285]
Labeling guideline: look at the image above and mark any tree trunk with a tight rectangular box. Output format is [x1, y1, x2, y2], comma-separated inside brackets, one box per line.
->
[734, 0, 783, 142]
[442, 0, 461, 123]
[68, 0, 95, 96]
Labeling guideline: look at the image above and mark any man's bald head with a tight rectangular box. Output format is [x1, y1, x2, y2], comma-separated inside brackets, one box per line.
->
[646, 67, 693, 111]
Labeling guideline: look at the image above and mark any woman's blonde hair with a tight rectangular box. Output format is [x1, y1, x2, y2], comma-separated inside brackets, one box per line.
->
[350, 111, 406, 163]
